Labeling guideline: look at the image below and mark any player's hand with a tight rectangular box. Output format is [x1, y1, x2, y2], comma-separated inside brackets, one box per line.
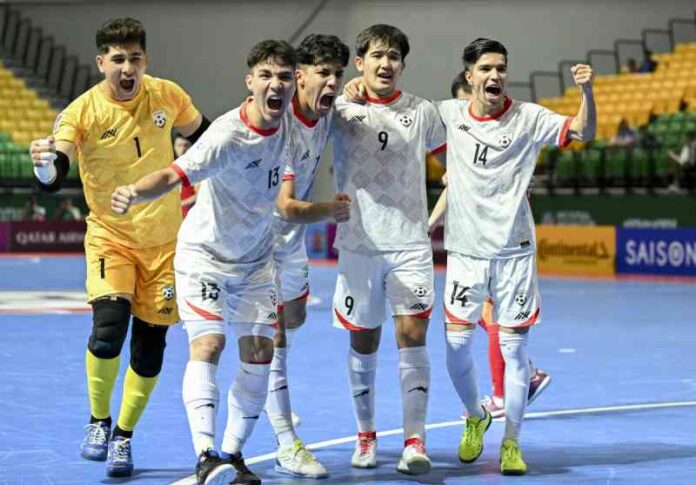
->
[571, 64, 594, 89]
[29, 136, 56, 167]
[111, 184, 137, 215]
[331, 192, 352, 222]
[343, 77, 367, 104]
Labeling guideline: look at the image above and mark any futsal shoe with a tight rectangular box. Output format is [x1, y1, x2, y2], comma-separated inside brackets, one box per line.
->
[458, 408, 492, 463]
[275, 439, 328, 478]
[461, 395, 506, 420]
[500, 438, 527, 475]
[79, 421, 110, 461]
[224, 452, 261, 485]
[106, 436, 133, 477]
[528, 368, 552, 404]
[351, 431, 377, 469]
[195, 449, 235, 485]
[396, 436, 431, 476]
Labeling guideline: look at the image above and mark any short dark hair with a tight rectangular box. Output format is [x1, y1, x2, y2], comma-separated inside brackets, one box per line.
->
[450, 71, 471, 98]
[247, 39, 296, 69]
[355, 24, 410, 60]
[296, 34, 350, 67]
[96, 18, 146, 54]
[462, 38, 507, 67]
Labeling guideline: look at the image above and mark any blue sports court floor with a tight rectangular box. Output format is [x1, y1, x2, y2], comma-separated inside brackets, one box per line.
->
[1, 255, 695, 484]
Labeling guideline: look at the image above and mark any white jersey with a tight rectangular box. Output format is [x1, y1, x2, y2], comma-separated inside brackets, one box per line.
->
[437, 97, 572, 258]
[173, 99, 297, 265]
[272, 101, 332, 257]
[331, 91, 446, 253]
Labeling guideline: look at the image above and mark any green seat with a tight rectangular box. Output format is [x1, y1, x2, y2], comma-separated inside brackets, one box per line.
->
[606, 148, 628, 181]
[555, 150, 576, 186]
[579, 149, 600, 184]
[67, 160, 80, 180]
[655, 148, 671, 180]
[664, 133, 683, 149]
[631, 148, 649, 183]
[671, 112, 687, 123]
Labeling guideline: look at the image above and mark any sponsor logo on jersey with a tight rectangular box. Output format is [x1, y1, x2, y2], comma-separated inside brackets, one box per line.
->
[515, 292, 527, 306]
[245, 158, 262, 169]
[457, 123, 471, 132]
[100, 128, 118, 140]
[412, 285, 428, 297]
[514, 310, 531, 320]
[300, 150, 311, 161]
[399, 113, 414, 127]
[152, 110, 167, 128]
[157, 307, 174, 315]
[498, 133, 512, 148]
[408, 386, 428, 393]
[411, 303, 428, 311]
[348, 114, 366, 125]
[266, 312, 278, 320]
[162, 285, 175, 300]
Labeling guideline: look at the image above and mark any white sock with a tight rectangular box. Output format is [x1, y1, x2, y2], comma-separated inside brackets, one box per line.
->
[348, 348, 377, 433]
[446, 329, 484, 419]
[221, 362, 271, 454]
[182, 360, 219, 456]
[500, 331, 531, 441]
[399, 346, 430, 440]
[266, 328, 299, 448]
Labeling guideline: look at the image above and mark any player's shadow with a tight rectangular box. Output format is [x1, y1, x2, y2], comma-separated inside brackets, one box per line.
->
[100, 467, 191, 484]
[255, 443, 696, 484]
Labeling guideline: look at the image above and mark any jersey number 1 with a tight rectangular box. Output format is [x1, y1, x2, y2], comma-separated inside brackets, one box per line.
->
[134, 137, 142, 158]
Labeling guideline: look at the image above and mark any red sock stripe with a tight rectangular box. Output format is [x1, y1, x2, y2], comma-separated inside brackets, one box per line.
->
[404, 436, 423, 447]
[358, 431, 377, 440]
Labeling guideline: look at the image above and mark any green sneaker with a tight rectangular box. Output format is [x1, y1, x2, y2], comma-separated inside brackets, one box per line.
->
[500, 438, 527, 475]
[458, 408, 492, 463]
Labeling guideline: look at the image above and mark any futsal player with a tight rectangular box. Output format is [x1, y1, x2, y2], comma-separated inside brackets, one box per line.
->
[267, 33, 351, 479]
[29, 18, 208, 478]
[437, 38, 595, 474]
[330, 24, 446, 475]
[111, 39, 351, 485]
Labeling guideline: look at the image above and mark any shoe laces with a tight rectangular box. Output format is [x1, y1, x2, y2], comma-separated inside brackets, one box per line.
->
[290, 442, 316, 464]
[84, 423, 108, 444]
[111, 438, 131, 462]
[357, 437, 375, 456]
[503, 440, 522, 461]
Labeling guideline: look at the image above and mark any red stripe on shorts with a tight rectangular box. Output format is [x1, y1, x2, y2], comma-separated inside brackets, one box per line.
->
[186, 300, 223, 321]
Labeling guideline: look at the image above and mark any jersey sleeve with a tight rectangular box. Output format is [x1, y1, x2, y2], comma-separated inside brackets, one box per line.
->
[52, 101, 83, 145]
[281, 134, 299, 182]
[532, 104, 573, 148]
[162, 79, 201, 127]
[171, 122, 232, 186]
[423, 101, 447, 154]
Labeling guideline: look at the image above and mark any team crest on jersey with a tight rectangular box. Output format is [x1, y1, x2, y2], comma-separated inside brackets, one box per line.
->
[514, 292, 527, 306]
[399, 114, 414, 128]
[498, 133, 512, 148]
[152, 110, 167, 128]
[162, 285, 175, 301]
[412, 285, 428, 297]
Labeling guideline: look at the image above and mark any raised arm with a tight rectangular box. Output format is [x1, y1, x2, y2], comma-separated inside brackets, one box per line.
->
[29, 136, 77, 192]
[111, 167, 182, 214]
[568, 64, 596, 142]
[275, 178, 351, 223]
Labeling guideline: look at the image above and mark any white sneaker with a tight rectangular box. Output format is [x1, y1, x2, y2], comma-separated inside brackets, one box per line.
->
[274, 440, 328, 479]
[396, 436, 431, 476]
[351, 432, 377, 469]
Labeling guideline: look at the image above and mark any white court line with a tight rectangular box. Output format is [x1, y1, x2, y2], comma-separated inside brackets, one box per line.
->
[170, 400, 696, 485]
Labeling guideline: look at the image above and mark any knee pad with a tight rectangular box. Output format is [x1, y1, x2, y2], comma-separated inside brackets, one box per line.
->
[88, 298, 131, 359]
[130, 317, 169, 378]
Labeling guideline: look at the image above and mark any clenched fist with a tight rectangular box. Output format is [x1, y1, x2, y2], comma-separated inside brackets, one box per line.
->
[571, 64, 594, 88]
[331, 192, 352, 223]
[111, 184, 138, 214]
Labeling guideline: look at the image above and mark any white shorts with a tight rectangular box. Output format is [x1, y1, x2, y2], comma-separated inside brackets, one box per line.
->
[274, 243, 310, 303]
[175, 252, 279, 339]
[444, 251, 540, 329]
[333, 247, 434, 331]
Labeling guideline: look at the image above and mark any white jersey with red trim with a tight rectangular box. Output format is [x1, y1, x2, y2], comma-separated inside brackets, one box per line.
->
[331, 91, 446, 253]
[173, 100, 297, 265]
[437, 97, 572, 259]
[273, 102, 332, 257]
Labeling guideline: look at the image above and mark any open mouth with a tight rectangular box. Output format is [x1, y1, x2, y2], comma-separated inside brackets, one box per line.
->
[377, 72, 393, 81]
[120, 79, 135, 91]
[485, 85, 502, 96]
[267, 96, 282, 110]
[319, 93, 335, 109]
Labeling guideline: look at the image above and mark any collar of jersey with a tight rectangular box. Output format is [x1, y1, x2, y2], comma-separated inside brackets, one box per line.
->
[241, 98, 279, 136]
[292, 96, 318, 128]
[366, 90, 402, 105]
[468, 96, 512, 122]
